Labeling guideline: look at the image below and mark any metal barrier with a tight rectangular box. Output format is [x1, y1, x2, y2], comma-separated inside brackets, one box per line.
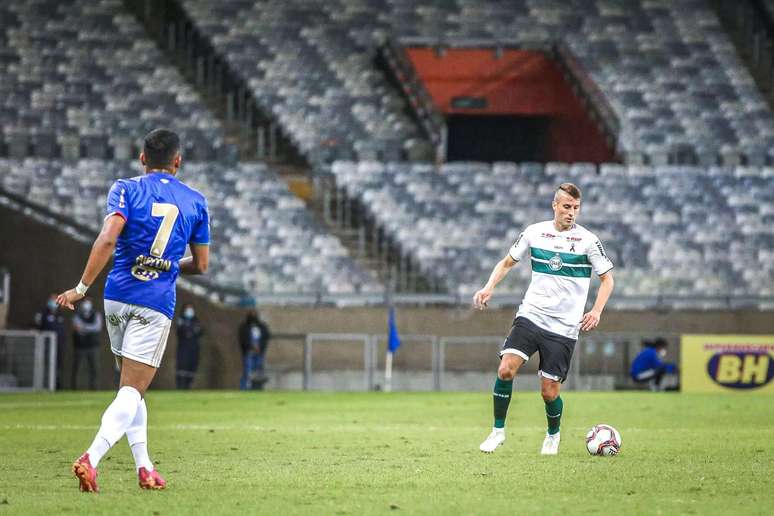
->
[0, 330, 57, 391]
[575, 332, 681, 389]
[0, 269, 8, 329]
[297, 331, 681, 392]
[303, 333, 373, 390]
[370, 334, 438, 391]
[437, 336, 504, 391]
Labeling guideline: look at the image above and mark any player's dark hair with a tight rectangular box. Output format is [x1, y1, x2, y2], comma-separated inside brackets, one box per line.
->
[557, 182, 582, 200]
[143, 128, 181, 169]
[644, 338, 668, 349]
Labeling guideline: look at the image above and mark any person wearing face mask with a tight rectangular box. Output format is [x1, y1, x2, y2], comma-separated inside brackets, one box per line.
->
[175, 303, 204, 389]
[239, 309, 271, 390]
[71, 297, 104, 390]
[33, 293, 66, 389]
[630, 338, 678, 391]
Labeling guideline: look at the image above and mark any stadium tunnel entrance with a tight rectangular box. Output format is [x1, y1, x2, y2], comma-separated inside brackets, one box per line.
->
[405, 48, 618, 163]
[446, 114, 548, 162]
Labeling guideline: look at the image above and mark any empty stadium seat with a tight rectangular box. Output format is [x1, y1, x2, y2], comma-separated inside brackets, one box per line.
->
[0, 0, 226, 159]
[0, 158, 383, 296]
[328, 160, 774, 301]
[177, 0, 774, 165]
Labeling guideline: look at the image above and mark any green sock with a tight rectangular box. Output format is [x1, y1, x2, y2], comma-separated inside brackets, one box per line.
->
[545, 396, 563, 435]
[492, 378, 513, 428]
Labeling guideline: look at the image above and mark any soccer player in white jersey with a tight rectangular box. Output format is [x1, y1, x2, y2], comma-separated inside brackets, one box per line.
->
[474, 183, 614, 455]
[56, 129, 210, 491]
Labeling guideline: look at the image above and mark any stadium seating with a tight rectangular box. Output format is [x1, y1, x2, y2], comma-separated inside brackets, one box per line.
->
[0, 0, 229, 160]
[329, 160, 774, 303]
[0, 158, 383, 296]
[180, 0, 424, 164]
[2, 0, 772, 307]
[176, 0, 774, 165]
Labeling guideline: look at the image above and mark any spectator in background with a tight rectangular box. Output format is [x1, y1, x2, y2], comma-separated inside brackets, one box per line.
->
[71, 297, 103, 390]
[34, 293, 66, 389]
[176, 304, 204, 389]
[239, 309, 271, 390]
[630, 338, 678, 391]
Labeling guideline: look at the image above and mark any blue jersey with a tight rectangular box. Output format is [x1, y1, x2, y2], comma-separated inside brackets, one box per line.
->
[103, 172, 209, 319]
[630, 347, 676, 380]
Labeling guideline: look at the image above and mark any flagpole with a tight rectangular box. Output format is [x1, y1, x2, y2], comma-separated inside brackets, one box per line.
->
[385, 350, 393, 392]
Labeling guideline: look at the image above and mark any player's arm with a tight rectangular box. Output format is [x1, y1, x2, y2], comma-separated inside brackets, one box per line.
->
[181, 199, 210, 275]
[179, 244, 208, 275]
[473, 254, 518, 309]
[580, 270, 614, 331]
[56, 214, 126, 310]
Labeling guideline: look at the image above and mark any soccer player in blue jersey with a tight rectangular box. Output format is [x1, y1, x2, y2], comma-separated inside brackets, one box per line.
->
[56, 129, 209, 492]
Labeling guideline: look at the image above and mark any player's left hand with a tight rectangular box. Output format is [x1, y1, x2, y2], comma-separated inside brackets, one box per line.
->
[580, 310, 601, 332]
[56, 289, 84, 310]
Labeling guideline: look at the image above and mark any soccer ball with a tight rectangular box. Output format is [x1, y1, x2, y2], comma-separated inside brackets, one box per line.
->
[585, 424, 622, 456]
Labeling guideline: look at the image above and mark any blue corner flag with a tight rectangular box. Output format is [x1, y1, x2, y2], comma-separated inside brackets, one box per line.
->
[388, 306, 401, 353]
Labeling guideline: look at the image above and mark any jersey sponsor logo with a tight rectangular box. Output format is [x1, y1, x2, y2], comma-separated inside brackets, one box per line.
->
[107, 312, 151, 327]
[548, 253, 563, 271]
[118, 188, 126, 209]
[566, 236, 582, 241]
[131, 265, 160, 282]
[512, 233, 523, 248]
[541, 232, 556, 238]
[707, 351, 773, 389]
[595, 241, 608, 260]
[134, 254, 172, 272]
[131, 254, 173, 282]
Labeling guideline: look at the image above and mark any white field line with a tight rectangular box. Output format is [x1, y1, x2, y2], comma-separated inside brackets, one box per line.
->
[0, 400, 102, 410]
[0, 423, 653, 433]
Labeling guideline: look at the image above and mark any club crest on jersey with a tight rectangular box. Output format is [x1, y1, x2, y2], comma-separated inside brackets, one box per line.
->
[549, 253, 563, 271]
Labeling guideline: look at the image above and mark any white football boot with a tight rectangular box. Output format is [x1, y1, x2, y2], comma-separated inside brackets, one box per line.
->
[479, 428, 506, 453]
[540, 432, 560, 455]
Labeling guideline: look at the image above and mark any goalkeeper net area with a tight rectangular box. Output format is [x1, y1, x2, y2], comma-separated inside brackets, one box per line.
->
[0, 330, 57, 391]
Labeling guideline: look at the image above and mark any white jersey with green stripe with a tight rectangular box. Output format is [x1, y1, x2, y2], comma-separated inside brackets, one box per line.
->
[508, 220, 613, 339]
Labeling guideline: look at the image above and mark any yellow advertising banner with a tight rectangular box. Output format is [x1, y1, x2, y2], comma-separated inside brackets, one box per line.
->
[681, 335, 774, 393]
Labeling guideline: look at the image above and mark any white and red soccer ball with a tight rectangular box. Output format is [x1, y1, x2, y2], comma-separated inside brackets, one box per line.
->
[585, 424, 622, 456]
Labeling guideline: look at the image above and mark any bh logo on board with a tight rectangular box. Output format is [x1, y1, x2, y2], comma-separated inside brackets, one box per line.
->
[706, 348, 774, 389]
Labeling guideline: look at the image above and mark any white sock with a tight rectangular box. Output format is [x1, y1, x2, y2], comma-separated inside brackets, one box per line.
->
[86, 386, 141, 467]
[126, 398, 154, 471]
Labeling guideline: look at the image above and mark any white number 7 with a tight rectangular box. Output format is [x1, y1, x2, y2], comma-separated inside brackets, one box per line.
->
[150, 203, 180, 257]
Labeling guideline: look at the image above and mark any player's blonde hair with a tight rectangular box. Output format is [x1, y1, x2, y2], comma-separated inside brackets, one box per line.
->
[555, 182, 582, 201]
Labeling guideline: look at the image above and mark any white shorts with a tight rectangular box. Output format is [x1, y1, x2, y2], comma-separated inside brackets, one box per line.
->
[104, 300, 172, 368]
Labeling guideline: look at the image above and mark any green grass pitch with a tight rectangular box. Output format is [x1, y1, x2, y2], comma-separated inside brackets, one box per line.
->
[1, 391, 773, 515]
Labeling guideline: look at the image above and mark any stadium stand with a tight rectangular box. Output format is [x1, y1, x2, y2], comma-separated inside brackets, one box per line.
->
[179, 0, 426, 164]
[0, 158, 383, 297]
[173, 0, 774, 165]
[1, 0, 773, 308]
[328, 160, 774, 305]
[0, 0, 231, 161]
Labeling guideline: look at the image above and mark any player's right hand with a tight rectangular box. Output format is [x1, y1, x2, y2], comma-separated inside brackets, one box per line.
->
[473, 288, 492, 310]
[56, 289, 84, 310]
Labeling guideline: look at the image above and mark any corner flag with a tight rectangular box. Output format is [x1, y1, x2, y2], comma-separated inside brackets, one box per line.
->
[385, 306, 401, 392]
[388, 306, 401, 353]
